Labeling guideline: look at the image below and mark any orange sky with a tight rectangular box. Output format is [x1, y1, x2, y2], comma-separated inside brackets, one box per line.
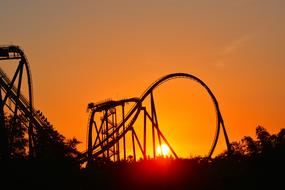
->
[1, 0, 285, 157]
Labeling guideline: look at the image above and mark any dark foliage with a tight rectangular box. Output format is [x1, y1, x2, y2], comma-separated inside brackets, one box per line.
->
[33, 123, 81, 162]
[1, 114, 82, 189]
[82, 126, 285, 190]
[4, 115, 28, 159]
[1, 125, 285, 190]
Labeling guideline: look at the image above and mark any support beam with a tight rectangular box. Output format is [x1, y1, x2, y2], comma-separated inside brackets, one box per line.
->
[132, 128, 145, 160]
[122, 104, 126, 160]
[132, 129, 136, 161]
[153, 124, 178, 159]
[143, 107, 147, 159]
[105, 110, 109, 159]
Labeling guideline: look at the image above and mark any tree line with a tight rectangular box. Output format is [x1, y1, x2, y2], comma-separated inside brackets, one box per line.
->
[1, 114, 284, 189]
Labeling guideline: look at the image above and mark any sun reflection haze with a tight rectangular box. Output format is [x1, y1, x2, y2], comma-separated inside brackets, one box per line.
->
[156, 144, 170, 157]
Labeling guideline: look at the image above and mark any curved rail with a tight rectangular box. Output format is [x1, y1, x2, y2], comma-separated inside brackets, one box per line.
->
[0, 45, 53, 158]
[0, 45, 35, 157]
[139, 73, 231, 157]
[83, 73, 231, 162]
[0, 45, 34, 109]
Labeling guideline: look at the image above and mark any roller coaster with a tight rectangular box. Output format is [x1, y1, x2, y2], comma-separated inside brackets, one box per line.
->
[0, 45, 231, 164]
[0, 45, 53, 159]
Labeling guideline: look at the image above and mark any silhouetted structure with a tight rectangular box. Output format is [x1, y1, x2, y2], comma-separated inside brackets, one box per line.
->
[0, 45, 284, 190]
[0, 45, 59, 159]
[82, 73, 232, 166]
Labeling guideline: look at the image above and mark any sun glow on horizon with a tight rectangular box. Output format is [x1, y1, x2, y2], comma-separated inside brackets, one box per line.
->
[156, 144, 170, 157]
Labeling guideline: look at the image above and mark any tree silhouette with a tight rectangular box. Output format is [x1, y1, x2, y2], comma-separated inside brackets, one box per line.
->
[2, 113, 285, 190]
[1, 114, 28, 159]
[1, 113, 81, 163]
[229, 125, 285, 159]
[256, 125, 273, 153]
[277, 128, 285, 148]
[31, 123, 81, 167]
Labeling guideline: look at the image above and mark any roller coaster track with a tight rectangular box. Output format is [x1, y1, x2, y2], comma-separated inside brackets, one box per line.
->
[82, 73, 232, 165]
[0, 68, 51, 127]
[0, 45, 231, 163]
[0, 45, 52, 158]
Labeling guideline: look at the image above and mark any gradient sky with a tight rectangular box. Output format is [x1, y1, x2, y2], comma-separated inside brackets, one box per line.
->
[1, 0, 285, 157]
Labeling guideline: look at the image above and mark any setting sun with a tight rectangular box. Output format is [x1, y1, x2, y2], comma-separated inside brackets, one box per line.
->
[156, 144, 170, 157]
